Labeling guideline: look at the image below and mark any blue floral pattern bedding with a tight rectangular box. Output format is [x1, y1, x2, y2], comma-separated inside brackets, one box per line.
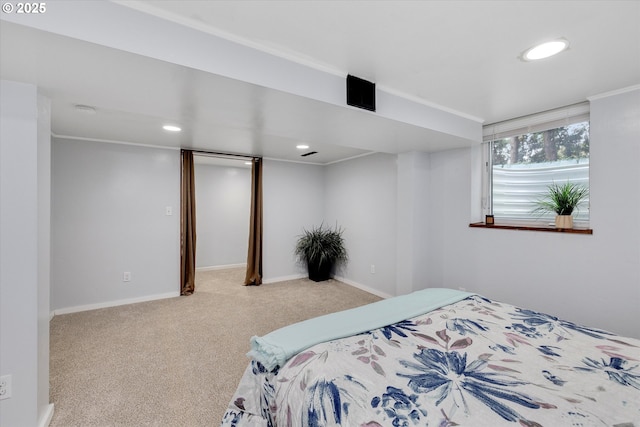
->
[221, 295, 640, 426]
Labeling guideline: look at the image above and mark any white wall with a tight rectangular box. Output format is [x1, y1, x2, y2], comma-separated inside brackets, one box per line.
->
[325, 154, 398, 297]
[194, 162, 250, 269]
[396, 152, 432, 296]
[424, 88, 640, 338]
[51, 138, 180, 312]
[262, 159, 325, 281]
[50, 153, 324, 296]
[36, 92, 53, 427]
[45, 91, 639, 343]
[0, 81, 52, 427]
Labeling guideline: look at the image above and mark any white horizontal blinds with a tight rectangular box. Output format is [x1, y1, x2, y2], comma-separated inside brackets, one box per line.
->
[482, 102, 590, 142]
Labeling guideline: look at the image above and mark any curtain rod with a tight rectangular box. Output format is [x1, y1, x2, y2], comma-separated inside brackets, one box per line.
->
[183, 149, 261, 161]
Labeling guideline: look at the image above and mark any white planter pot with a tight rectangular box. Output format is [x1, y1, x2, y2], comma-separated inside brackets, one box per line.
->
[555, 215, 573, 229]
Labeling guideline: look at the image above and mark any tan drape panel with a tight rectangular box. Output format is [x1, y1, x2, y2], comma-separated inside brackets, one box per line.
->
[180, 150, 196, 295]
[244, 158, 263, 285]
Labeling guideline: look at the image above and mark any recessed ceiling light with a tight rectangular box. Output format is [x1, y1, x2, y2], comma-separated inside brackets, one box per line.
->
[521, 39, 569, 61]
[163, 125, 182, 132]
[296, 144, 310, 150]
[74, 104, 96, 114]
[244, 161, 252, 165]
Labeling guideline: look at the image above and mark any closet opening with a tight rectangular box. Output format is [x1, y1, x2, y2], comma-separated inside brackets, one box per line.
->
[180, 150, 262, 295]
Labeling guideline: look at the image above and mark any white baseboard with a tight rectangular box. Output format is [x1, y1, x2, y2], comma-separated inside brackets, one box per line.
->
[38, 403, 54, 427]
[262, 273, 306, 284]
[263, 273, 393, 300]
[334, 276, 394, 299]
[196, 263, 246, 272]
[51, 291, 180, 316]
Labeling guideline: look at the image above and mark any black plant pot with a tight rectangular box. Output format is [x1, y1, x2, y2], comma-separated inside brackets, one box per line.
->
[308, 260, 333, 282]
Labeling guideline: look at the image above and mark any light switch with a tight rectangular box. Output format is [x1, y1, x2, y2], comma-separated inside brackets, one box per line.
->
[165, 206, 172, 216]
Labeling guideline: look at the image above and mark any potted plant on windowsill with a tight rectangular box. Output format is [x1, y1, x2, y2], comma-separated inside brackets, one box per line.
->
[294, 223, 348, 282]
[533, 182, 589, 229]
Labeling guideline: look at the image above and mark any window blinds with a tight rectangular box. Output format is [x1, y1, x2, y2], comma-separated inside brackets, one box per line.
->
[482, 102, 590, 142]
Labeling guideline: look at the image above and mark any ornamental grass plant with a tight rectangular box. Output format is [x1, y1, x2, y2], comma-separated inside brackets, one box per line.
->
[533, 182, 589, 216]
[294, 224, 348, 268]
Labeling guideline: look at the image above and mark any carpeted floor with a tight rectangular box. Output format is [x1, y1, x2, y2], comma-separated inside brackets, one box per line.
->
[49, 268, 382, 426]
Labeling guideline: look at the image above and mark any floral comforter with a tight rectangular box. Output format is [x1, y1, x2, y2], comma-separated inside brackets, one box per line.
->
[221, 295, 640, 426]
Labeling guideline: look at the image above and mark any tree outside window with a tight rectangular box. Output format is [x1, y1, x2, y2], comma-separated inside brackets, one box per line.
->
[490, 121, 590, 223]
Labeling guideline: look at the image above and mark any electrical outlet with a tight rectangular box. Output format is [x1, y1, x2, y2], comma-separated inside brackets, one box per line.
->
[0, 375, 12, 400]
[123, 272, 131, 282]
[370, 264, 376, 274]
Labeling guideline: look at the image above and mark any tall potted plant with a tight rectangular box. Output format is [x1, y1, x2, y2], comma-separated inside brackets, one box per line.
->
[294, 224, 348, 282]
[533, 182, 589, 229]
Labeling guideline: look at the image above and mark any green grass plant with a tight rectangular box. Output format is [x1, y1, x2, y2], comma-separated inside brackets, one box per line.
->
[533, 182, 589, 216]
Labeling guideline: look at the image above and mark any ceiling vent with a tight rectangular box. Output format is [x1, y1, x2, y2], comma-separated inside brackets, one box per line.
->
[301, 151, 318, 157]
[347, 74, 376, 112]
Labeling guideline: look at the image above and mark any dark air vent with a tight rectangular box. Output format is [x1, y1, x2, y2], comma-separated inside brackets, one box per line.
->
[301, 151, 318, 157]
[347, 74, 376, 112]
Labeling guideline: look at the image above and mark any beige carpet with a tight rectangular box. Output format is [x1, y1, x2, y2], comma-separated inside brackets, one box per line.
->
[49, 268, 382, 426]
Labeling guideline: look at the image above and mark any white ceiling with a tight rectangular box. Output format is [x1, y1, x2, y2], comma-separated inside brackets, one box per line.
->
[1, 1, 639, 164]
[131, 0, 640, 122]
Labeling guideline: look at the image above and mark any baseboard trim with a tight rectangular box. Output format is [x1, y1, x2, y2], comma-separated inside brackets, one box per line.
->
[38, 403, 54, 427]
[334, 276, 394, 299]
[263, 273, 306, 284]
[52, 292, 180, 316]
[196, 263, 246, 272]
[262, 273, 393, 299]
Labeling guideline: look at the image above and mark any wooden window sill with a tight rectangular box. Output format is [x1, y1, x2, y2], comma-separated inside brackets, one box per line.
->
[469, 222, 593, 234]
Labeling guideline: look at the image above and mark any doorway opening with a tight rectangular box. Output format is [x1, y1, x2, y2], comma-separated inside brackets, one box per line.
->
[180, 150, 262, 294]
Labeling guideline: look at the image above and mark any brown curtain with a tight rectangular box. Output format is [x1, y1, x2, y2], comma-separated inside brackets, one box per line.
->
[244, 158, 263, 285]
[180, 150, 197, 295]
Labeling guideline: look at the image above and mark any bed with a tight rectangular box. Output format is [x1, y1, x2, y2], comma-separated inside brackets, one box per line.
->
[221, 288, 640, 426]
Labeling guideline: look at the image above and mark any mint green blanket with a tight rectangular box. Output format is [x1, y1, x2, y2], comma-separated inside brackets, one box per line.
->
[247, 287, 473, 370]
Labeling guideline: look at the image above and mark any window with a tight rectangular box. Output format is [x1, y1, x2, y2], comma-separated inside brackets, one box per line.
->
[482, 103, 590, 226]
